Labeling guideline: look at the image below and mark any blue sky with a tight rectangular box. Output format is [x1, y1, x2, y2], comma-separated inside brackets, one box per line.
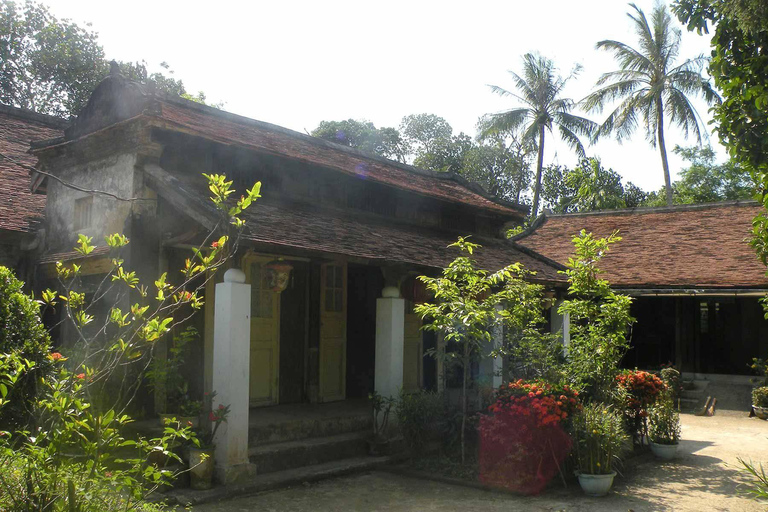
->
[46, 0, 724, 194]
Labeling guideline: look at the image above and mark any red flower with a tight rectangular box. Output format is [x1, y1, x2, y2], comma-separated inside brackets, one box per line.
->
[209, 412, 216, 421]
[218, 404, 225, 410]
[49, 352, 63, 361]
[75, 373, 85, 380]
[211, 241, 220, 249]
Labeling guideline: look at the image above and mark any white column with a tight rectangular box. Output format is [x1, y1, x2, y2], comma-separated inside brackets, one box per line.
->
[375, 286, 405, 400]
[212, 268, 256, 483]
[479, 305, 504, 389]
[551, 299, 570, 354]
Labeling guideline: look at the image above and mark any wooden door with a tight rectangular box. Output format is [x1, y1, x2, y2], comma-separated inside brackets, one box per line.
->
[319, 262, 347, 402]
[244, 256, 280, 406]
[403, 306, 423, 392]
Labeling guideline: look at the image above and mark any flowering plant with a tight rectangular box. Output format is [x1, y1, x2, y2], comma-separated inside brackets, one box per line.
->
[572, 402, 628, 475]
[616, 369, 665, 444]
[196, 391, 230, 448]
[478, 380, 580, 494]
[648, 395, 681, 445]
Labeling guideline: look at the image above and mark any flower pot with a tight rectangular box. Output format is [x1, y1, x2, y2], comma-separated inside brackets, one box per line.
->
[650, 441, 679, 460]
[188, 446, 215, 490]
[577, 471, 617, 497]
[753, 405, 768, 420]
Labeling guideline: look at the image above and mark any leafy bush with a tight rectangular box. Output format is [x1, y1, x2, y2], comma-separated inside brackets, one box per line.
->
[478, 380, 580, 494]
[572, 403, 628, 475]
[648, 396, 681, 445]
[396, 390, 445, 452]
[616, 369, 666, 445]
[752, 386, 768, 407]
[0, 266, 53, 429]
[660, 366, 683, 402]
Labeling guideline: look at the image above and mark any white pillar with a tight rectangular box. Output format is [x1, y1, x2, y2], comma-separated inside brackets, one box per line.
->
[551, 299, 570, 354]
[375, 286, 405, 400]
[212, 268, 256, 483]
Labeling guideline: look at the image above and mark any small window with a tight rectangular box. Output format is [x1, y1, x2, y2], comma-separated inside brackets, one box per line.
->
[73, 197, 93, 230]
[250, 263, 273, 318]
[324, 265, 344, 312]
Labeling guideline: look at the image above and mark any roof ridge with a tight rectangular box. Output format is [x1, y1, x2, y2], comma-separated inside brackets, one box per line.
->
[541, 200, 760, 218]
[0, 103, 69, 129]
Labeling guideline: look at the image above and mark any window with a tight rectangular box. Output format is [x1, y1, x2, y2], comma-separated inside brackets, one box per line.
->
[250, 263, 273, 318]
[73, 196, 93, 230]
[324, 265, 344, 312]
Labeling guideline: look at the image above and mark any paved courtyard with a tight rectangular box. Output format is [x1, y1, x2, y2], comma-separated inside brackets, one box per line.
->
[190, 413, 768, 512]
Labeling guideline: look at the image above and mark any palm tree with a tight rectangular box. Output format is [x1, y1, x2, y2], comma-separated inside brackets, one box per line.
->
[480, 53, 596, 217]
[582, 3, 720, 206]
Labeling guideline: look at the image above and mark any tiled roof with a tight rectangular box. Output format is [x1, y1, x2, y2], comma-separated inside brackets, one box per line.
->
[149, 167, 564, 282]
[515, 202, 768, 289]
[0, 105, 66, 234]
[147, 101, 524, 217]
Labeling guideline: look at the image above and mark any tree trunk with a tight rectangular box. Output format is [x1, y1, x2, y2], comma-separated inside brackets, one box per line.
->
[461, 342, 469, 465]
[531, 125, 546, 217]
[657, 100, 673, 207]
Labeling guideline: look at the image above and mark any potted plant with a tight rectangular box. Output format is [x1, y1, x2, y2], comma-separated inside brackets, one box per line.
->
[648, 395, 681, 459]
[752, 386, 768, 420]
[572, 403, 628, 497]
[179, 395, 203, 428]
[368, 391, 396, 456]
[189, 395, 230, 490]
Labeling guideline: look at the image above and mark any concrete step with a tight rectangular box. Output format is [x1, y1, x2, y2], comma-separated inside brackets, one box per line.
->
[249, 431, 370, 474]
[249, 413, 371, 446]
[166, 455, 391, 507]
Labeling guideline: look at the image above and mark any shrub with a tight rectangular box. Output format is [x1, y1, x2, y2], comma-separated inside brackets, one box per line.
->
[648, 396, 681, 445]
[660, 366, 683, 402]
[572, 402, 628, 475]
[616, 369, 666, 445]
[396, 390, 445, 453]
[0, 266, 53, 429]
[752, 386, 768, 407]
[477, 380, 580, 494]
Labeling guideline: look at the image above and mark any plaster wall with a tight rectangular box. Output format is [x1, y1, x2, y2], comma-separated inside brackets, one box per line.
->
[44, 153, 153, 252]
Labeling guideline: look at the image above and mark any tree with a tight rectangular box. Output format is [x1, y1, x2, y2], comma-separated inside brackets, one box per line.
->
[415, 237, 549, 464]
[479, 53, 596, 217]
[583, 3, 720, 207]
[642, 145, 751, 206]
[311, 119, 407, 162]
[461, 134, 533, 203]
[398, 113, 475, 174]
[541, 158, 645, 213]
[0, 0, 106, 116]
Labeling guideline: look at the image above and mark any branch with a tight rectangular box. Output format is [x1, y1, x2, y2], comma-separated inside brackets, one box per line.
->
[0, 151, 144, 202]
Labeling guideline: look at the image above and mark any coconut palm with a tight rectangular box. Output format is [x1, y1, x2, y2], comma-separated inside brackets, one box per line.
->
[480, 53, 596, 217]
[582, 3, 720, 206]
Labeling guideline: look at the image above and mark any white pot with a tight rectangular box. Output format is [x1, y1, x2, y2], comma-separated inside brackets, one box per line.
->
[650, 441, 679, 460]
[577, 471, 616, 497]
[753, 405, 768, 420]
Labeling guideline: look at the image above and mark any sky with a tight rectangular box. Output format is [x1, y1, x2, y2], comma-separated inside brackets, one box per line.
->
[44, 0, 725, 193]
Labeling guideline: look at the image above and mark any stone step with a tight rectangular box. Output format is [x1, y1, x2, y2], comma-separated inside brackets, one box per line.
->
[249, 431, 370, 474]
[249, 413, 371, 446]
[166, 455, 391, 507]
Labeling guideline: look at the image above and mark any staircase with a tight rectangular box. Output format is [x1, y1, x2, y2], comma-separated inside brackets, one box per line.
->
[247, 402, 375, 475]
[679, 379, 709, 413]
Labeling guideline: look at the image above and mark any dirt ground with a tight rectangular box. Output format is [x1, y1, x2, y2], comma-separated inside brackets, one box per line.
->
[190, 413, 768, 512]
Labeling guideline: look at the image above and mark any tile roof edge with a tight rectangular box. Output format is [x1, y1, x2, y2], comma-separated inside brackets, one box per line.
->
[154, 98, 527, 215]
[0, 103, 70, 129]
[507, 239, 568, 274]
[508, 212, 550, 243]
[540, 200, 760, 218]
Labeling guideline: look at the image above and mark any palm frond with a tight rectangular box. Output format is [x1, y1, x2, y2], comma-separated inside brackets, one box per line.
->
[581, 79, 643, 113]
[663, 87, 707, 144]
[558, 125, 587, 157]
[596, 40, 653, 73]
[478, 108, 533, 140]
[553, 111, 597, 139]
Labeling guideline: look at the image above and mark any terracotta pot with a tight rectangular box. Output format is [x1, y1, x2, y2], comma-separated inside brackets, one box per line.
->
[189, 446, 215, 490]
[650, 441, 679, 460]
[577, 471, 616, 497]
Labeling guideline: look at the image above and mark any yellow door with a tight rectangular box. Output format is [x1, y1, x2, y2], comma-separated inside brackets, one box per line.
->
[403, 307, 423, 392]
[319, 262, 347, 402]
[244, 256, 280, 406]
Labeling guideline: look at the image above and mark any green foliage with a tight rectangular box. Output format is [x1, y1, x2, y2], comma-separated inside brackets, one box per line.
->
[584, 2, 720, 207]
[660, 366, 683, 401]
[0, 266, 52, 429]
[460, 133, 533, 203]
[737, 457, 768, 503]
[311, 118, 407, 162]
[479, 53, 596, 216]
[118, 60, 224, 109]
[648, 394, 681, 445]
[752, 386, 768, 407]
[559, 231, 635, 403]
[572, 403, 628, 475]
[416, 236, 553, 462]
[396, 390, 446, 453]
[542, 158, 646, 213]
[369, 391, 395, 441]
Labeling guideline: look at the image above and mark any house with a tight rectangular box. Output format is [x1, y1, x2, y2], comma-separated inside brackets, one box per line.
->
[514, 202, 768, 377]
[0, 105, 66, 278]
